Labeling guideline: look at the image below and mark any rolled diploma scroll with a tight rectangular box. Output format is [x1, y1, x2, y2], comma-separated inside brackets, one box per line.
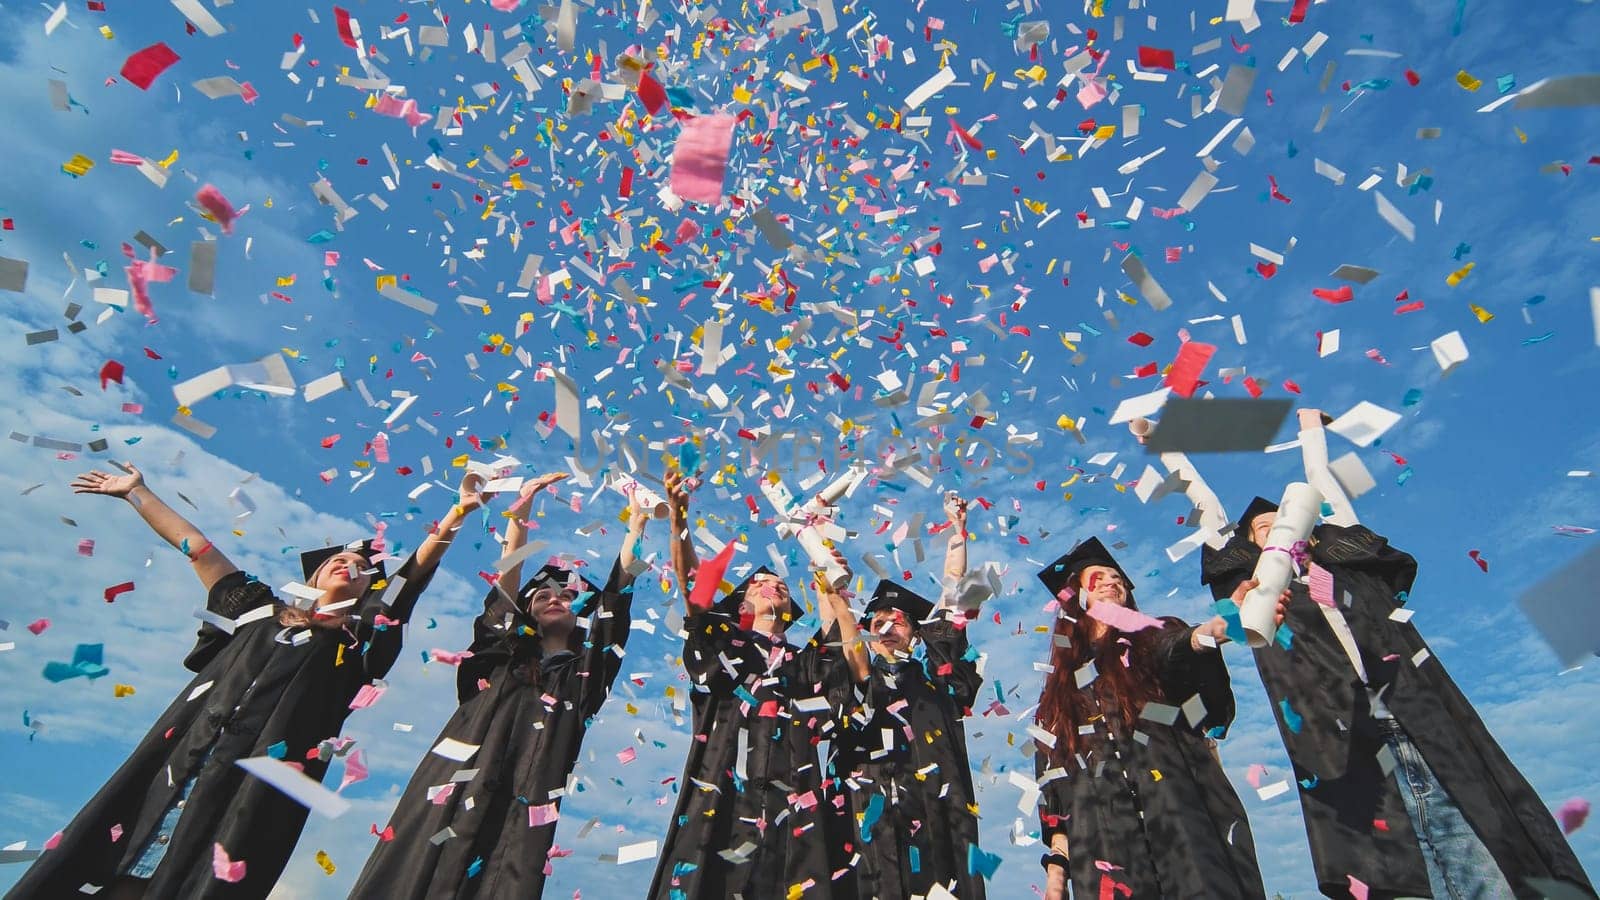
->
[1240, 481, 1322, 648]
[609, 474, 669, 519]
[759, 464, 867, 589]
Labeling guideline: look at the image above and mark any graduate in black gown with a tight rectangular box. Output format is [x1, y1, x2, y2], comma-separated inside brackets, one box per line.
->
[348, 471, 646, 898]
[649, 468, 869, 900]
[833, 492, 988, 899]
[1033, 537, 1275, 900]
[1199, 410, 1596, 900]
[8, 462, 481, 900]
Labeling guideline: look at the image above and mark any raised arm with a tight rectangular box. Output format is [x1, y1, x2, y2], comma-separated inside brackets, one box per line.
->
[72, 462, 239, 592]
[411, 472, 488, 582]
[664, 468, 702, 614]
[813, 550, 870, 683]
[615, 480, 650, 591]
[500, 471, 574, 595]
[942, 492, 968, 585]
[1298, 408, 1360, 527]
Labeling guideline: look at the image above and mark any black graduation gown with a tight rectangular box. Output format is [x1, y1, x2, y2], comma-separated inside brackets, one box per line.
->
[6, 553, 436, 900]
[1201, 524, 1596, 900]
[347, 558, 632, 899]
[1034, 618, 1266, 900]
[832, 614, 988, 900]
[648, 611, 851, 899]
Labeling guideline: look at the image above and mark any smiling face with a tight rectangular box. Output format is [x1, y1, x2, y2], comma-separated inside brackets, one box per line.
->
[867, 608, 915, 656]
[312, 550, 374, 603]
[1248, 511, 1278, 548]
[1078, 564, 1129, 609]
[741, 573, 792, 631]
[525, 583, 579, 632]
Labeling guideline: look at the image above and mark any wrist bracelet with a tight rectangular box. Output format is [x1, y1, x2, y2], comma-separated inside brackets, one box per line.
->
[187, 540, 215, 562]
[1040, 852, 1069, 871]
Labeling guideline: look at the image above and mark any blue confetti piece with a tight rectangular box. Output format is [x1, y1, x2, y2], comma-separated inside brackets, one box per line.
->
[1211, 600, 1248, 646]
[968, 844, 1002, 879]
[1300, 775, 1319, 790]
[1275, 624, 1294, 651]
[1396, 467, 1414, 486]
[1278, 699, 1304, 734]
[467, 857, 483, 878]
[1524, 295, 1547, 306]
[266, 741, 288, 759]
[909, 845, 921, 873]
[1521, 333, 1555, 346]
[1451, 0, 1467, 35]
[1402, 389, 1424, 408]
[860, 792, 884, 842]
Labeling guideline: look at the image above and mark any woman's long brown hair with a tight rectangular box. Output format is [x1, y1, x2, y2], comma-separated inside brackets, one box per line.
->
[1035, 576, 1167, 768]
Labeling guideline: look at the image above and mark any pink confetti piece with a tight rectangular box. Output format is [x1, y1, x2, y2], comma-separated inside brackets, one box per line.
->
[1085, 601, 1165, 633]
[195, 184, 242, 234]
[1558, 798, 1590, 834]
[429, 648, 473, 665]
[109, 823, 123, 842]
[529, 803, 560, 827]
[348, 683, 387, 710]
[1347, 875, 1370, 900]
[212, 842, 247, 882]
[77, 539, 95, 557]
[1308, 562, 1336, 608]
[1246, 763, 1269, 789]
[617, 746, 638, 765]
[373, 94, 431, 127]
[43, 832, 62, 850]
[669, 114, 737, 204]
[338, 749, 369, 793]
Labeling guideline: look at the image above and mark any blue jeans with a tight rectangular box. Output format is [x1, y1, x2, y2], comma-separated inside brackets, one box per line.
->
[1381, 721, 1515, 900]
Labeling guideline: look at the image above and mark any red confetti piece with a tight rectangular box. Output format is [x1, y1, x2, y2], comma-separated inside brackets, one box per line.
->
[1163, 341, 1216, 398]
[1289, 0, 1311, 23]
[104, 581, 136, 603]
[1283, 380, 1302, 394]
[1256, 262, 1278, 279]
[1132, 362, 1158, 378]
[1127, 332, 1154, 347]
[1137, 46, 1176, 70]
[334, 6, 360, 48]
[1312, 286, 1354, 303]
[638, 70, 667, 115]
[27, 619, 50, 635]
[1242, 376, 1264, 398]
[120, 43, 180, 91]
[1467, 550, 1489, 573]
[688, 540, 737, 614]
[1404, 69, 1421, 86]
[99, 359, 125, 390]
[1394, 301, 1425, 315]
[619, 166, 634, 198]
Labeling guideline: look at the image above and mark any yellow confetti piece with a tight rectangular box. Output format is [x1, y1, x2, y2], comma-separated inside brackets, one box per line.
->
[157, 149, 180, 168]
[113, 684, 136, 698]
[98, 25, 114, 39]
[276, 275, 297, 287]
[314, 850, 336, 875]
[1456, 70, 1483, 92]
[451, 454, 471, 468]
[375, 274, 398, 290]
[1515, 127, 1528, 144]
[1445, 262, 1474, 287]
[1469, 303, 1495, 323]
[335, 643, 345, 667]
[61, 154, 95, 177]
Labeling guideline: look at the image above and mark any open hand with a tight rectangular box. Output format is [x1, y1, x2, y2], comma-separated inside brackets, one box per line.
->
[623, 479, 648, 529]
[508, 471, 570, 518]
[71, 462, 144, 499]
[458, 472, 488, 513]
[664, 468, 691, 517]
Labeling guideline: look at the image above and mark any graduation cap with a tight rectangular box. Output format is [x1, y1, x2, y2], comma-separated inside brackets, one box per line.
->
[715, 566, 803, 629]
[861, 580, 936, 629]
[1234, 496, 1280, 533]
[1037, 537, 1135, 600]
[300, 539, 387, 589]
[1198, 498, 1276, 601]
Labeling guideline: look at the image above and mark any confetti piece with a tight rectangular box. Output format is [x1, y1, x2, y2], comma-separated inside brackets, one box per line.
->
[120, 43, 180, 91]
[669, 114, 736, 204]
[212, 843, 247, 883]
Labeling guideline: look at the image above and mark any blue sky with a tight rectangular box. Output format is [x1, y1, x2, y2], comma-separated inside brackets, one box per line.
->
[1, 0, 1598, 897]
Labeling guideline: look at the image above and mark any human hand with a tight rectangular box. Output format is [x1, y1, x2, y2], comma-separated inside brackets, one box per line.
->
[457, 472, 488, 513]
[1297, 408, 1324, 431]
[71, 462, 145, 499]
[944, 492, 968, 530]
[664, 468, 691, 519]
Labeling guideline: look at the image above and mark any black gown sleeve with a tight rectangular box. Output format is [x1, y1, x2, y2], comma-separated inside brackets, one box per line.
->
[456, 581, 524, 704]
[572, 556, 636, 719]
[355, 550, 440, 680]
[1034, 749, 1070, 846]
[1314, 524, 1420, 601]
[183, 571, 275, 672]
[919, 612, 983, 711]
[1150, 617, 1236, 735]
[682, 610, 741, 689]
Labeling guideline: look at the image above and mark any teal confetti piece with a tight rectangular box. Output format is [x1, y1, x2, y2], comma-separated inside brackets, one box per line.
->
[467, 857, 483, 878]
[968, 845, 1002, 878]
[1278, 698, 1304, 733]
[1396, 467, 1414, 486]
[1451, 0, 1467, 35]
[305, 230, 336, 244]
[1212, 600, 1248, 645]
[1522, 333, 1555, 346]
[1299, 775, 1319, 790]
[1402, 389, 1424, 407]
[1275, 624, 1294, 651]
[1496, 74, 1516, 94]
[860, 793, 884, 842]
[266, 741, 288, 759]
